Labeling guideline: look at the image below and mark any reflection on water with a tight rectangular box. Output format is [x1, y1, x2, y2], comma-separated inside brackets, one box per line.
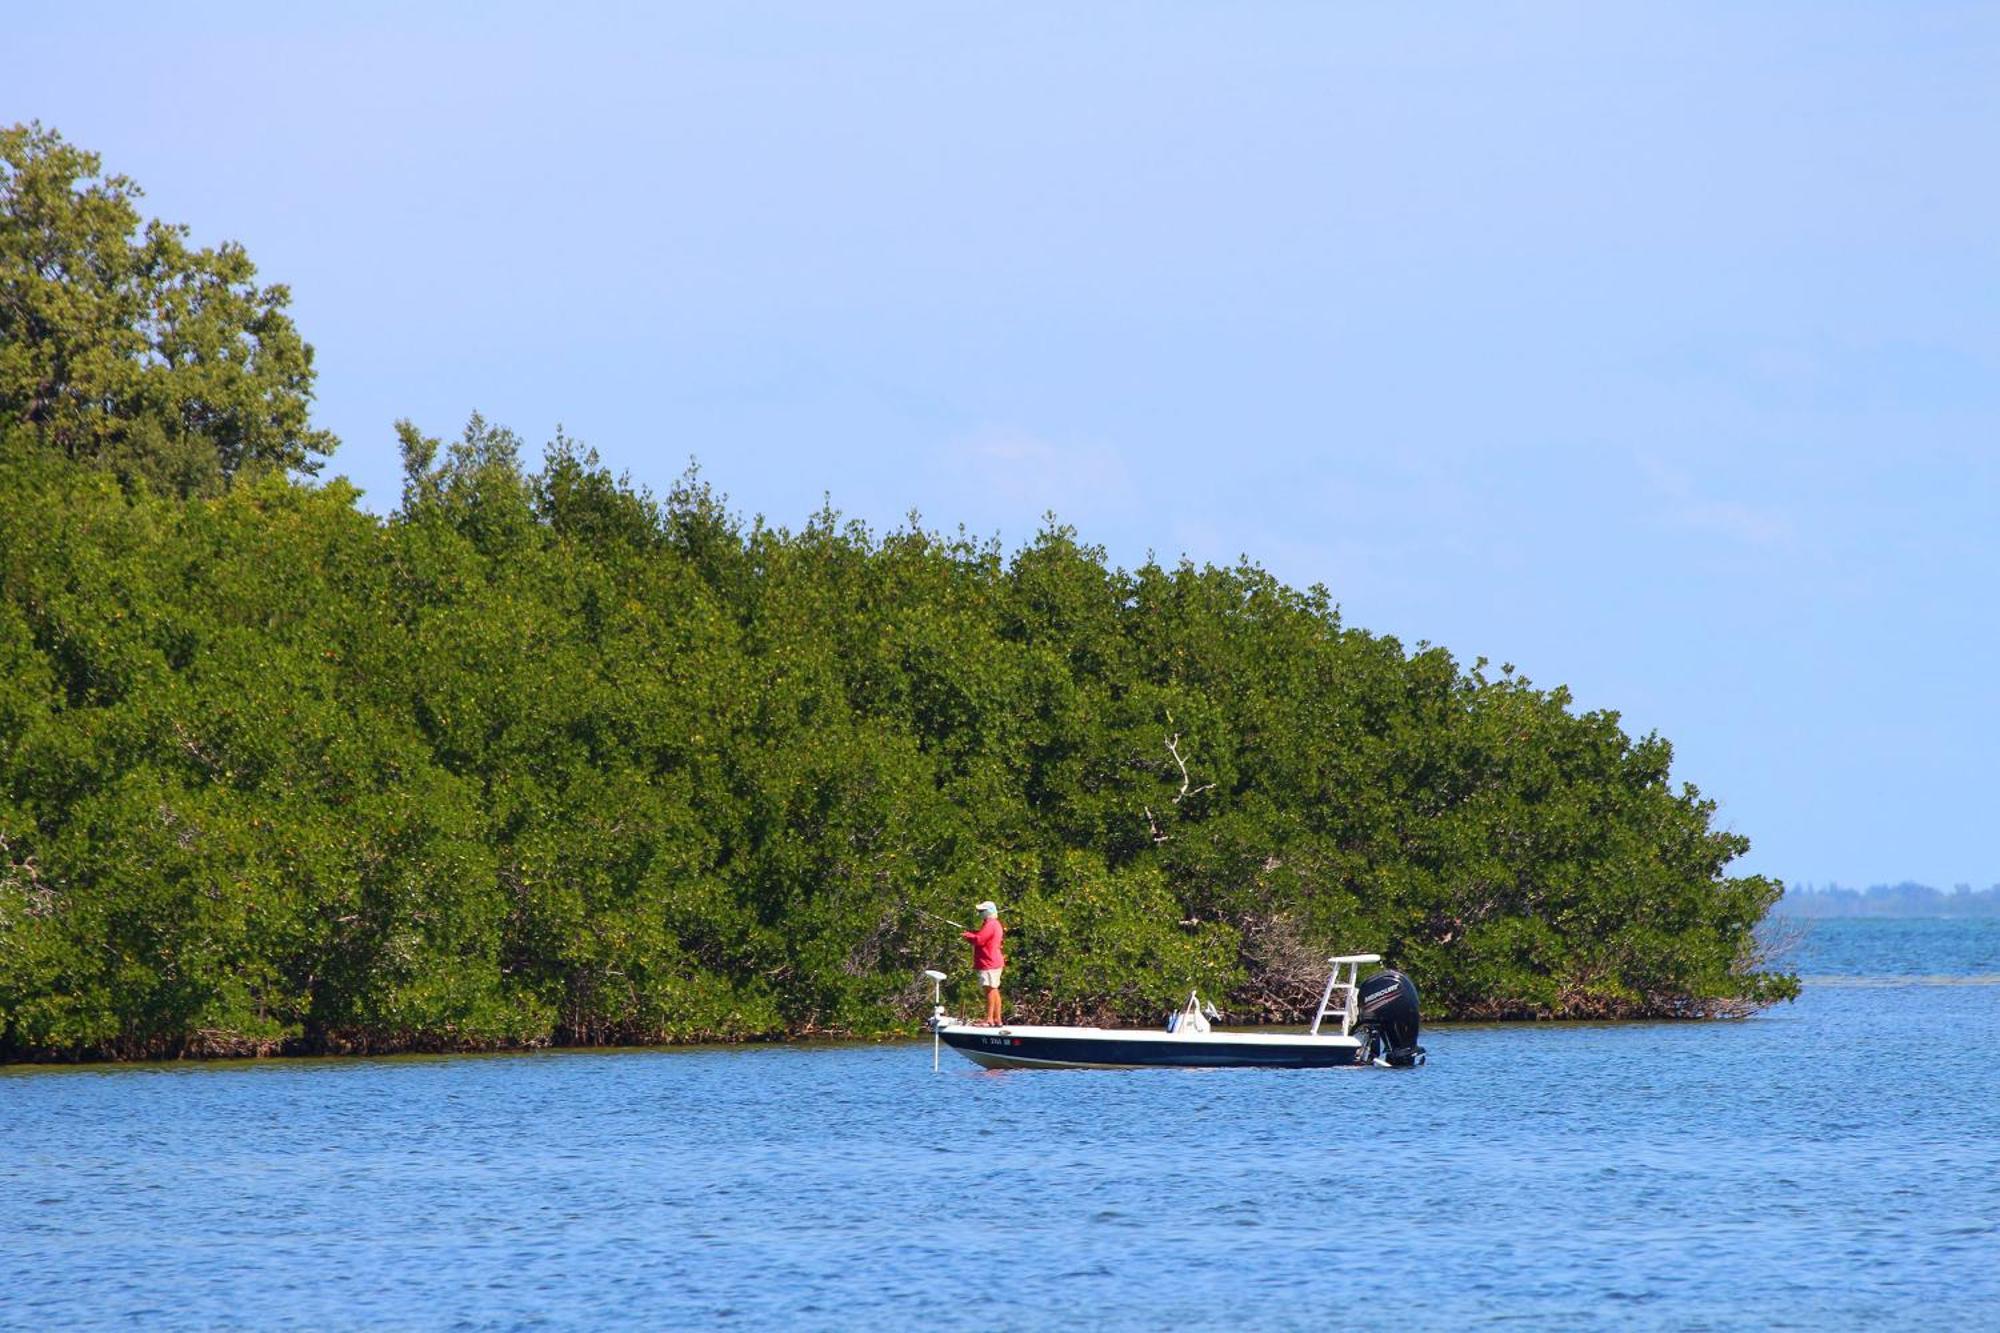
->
[4, 919, 1998, 1330]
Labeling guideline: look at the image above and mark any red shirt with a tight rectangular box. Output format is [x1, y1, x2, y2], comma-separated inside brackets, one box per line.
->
[963, 918, 1005, 971]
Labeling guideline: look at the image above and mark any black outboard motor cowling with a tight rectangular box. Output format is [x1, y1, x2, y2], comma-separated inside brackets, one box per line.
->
[1356, 969, 1426, 1067]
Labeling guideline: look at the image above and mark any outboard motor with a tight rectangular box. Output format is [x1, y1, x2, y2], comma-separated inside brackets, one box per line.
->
[1356, 969, 1426, 1067]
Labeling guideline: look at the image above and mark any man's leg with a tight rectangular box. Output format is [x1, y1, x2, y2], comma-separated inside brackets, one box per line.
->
[984, 985, 1002, 1025]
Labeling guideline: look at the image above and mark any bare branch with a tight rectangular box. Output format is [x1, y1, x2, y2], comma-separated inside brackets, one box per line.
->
[1164, 731, 1216, 805]
[1140, 712, 1217, 843]
[0, 832, 55, 922]
[172, 720, 223, 774]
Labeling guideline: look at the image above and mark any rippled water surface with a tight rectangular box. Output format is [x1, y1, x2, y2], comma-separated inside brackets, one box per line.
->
[5, 919, 1997, 1330]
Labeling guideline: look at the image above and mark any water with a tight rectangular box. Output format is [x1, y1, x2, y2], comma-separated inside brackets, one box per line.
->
[5, 921, 1997, 1330]
[1786, 914, 2000, 979]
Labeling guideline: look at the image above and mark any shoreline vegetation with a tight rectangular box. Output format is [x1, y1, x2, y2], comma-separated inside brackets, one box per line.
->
[0, 124, 1796, 1063]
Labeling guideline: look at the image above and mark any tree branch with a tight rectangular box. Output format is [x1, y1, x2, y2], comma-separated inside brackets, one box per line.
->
[1164, 728, 1216, 805]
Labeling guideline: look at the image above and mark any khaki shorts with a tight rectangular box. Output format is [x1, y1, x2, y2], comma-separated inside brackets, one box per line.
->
[976, 968, 1004, 989]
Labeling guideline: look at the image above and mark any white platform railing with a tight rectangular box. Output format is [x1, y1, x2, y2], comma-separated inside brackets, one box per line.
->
[1309, 954, 1382, 1036]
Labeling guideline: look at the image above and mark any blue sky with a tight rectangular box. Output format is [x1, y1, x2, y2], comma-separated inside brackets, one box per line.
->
[14, 3, 1998, 887]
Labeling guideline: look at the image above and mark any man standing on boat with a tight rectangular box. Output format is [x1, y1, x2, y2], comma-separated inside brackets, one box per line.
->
[963, 901, 1005, 1025]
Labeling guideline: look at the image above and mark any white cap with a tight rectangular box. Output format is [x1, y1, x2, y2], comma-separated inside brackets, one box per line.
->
[975, 900, 999, 916]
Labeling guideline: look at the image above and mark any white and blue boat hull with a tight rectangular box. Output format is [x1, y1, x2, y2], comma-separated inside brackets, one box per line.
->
[938, 1022, 1370, 1070]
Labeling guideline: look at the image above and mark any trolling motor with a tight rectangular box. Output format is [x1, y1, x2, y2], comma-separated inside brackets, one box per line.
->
[924, 970, 949, 1071]
[1356, 969, 1426, 1067]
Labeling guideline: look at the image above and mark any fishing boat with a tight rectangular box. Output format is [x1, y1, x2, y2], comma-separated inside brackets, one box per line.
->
[926, 955, 1425, 1071]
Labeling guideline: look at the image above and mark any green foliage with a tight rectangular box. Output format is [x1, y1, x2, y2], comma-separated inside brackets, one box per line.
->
[0, 433, 1797, 1060]
[0, 123, 335, 498]
[0, 127, 1796, 1060]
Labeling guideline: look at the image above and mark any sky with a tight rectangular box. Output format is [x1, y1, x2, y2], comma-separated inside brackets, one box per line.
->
[12, 3, 1998, 888]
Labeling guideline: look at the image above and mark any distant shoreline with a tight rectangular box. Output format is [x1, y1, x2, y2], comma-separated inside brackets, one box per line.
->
[1775, 883, 2000, 919]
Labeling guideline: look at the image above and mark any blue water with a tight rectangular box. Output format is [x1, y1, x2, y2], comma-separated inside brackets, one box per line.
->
[1785, 914, 2000, 978]
[4, 921, 1997, 1330]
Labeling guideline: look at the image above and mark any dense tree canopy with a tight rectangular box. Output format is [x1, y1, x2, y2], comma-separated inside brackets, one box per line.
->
[0, 129, 1794, 1060]
[0, 122, 335, 499]
[0, 428, 1795, 1059]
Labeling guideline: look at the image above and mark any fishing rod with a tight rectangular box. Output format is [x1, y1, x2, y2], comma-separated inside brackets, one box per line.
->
[913, 907, 969, 931]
